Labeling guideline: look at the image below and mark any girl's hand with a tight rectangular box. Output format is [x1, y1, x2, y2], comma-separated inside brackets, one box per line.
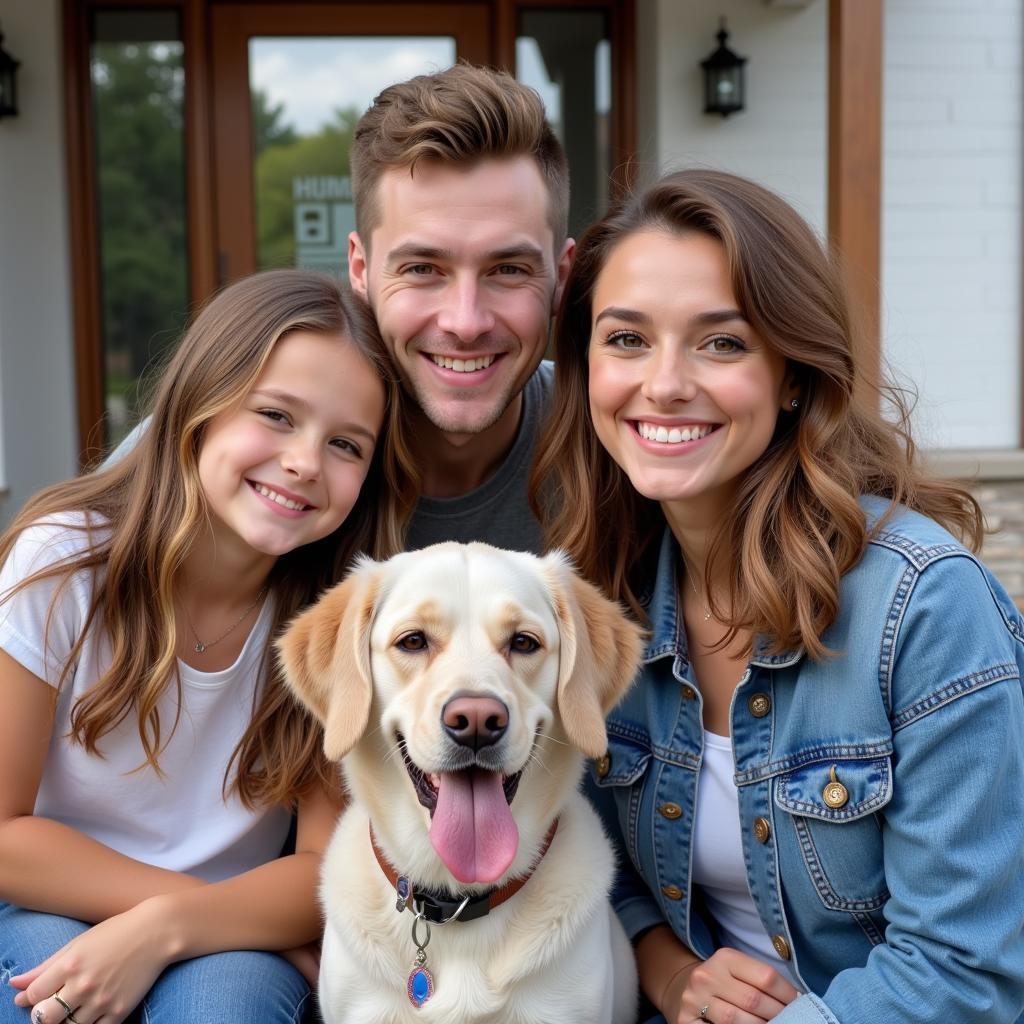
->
[10, 899, 175, 1024]
[664, 947, 799, 1024]
[280, 940, 321, 987]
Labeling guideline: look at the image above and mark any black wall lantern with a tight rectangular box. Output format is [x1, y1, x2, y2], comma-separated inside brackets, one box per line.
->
[0, 25, 21, 120]
[701, 18, 746, 118]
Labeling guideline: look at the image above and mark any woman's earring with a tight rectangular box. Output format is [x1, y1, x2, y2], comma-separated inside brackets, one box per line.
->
[790, 398, 799, 410]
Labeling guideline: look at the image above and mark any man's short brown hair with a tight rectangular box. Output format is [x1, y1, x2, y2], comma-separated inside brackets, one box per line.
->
[351, 63, 570, 245]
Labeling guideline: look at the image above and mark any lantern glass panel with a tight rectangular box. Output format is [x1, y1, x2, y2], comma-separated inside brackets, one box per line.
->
[718, 70, 739, 102]
[0, 53, 16, 116]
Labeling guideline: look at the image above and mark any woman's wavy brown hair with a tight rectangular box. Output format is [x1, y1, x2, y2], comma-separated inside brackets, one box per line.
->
[0, 269, 417, 806]
[531, 169, 983, 659]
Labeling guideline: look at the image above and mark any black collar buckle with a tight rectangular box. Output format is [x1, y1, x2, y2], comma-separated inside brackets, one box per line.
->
[413, 887, 494, 924]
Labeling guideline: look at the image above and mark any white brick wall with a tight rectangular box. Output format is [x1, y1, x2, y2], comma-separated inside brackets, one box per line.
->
[636, 0, 827, 234]
[638, 0, 1022, 452]
[0, 0, 78, 525]
[882, 0, 1022, 449]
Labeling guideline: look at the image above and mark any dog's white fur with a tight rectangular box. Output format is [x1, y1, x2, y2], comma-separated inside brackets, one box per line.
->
[278, 542, 644, 1024]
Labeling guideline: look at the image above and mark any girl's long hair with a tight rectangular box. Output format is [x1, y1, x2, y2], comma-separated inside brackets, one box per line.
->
[0, 269, 417, 806]
[531, 170, 983, 659]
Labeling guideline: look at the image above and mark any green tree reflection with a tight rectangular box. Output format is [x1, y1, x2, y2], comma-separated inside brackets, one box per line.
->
[91, 44, 358, 442]
[92, 41, 188, 443]
[254, 107, 358, 271]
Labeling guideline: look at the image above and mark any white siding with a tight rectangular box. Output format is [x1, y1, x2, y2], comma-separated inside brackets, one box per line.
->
[636, 0, 827, 235]
[882, 0, 1022, 449]
[0, 0, 78, 524]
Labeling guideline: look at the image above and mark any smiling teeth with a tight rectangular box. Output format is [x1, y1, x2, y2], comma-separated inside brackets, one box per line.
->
[637, 423, 713, 444]
[431, 355, 496, 372]
[253, 483, 308, 510]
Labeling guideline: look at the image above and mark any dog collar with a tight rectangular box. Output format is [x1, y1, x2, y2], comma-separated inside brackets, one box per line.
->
[370, 819, 559, 924]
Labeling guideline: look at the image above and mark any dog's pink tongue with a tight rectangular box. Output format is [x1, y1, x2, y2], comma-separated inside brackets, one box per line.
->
[430, 768, 518, 884]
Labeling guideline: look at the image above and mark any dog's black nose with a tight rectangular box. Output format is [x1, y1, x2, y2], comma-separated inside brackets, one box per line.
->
[441, 695, 509, 749]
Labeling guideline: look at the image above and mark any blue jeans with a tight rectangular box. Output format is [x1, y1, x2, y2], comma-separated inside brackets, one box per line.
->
[0, 904, 314, 1023]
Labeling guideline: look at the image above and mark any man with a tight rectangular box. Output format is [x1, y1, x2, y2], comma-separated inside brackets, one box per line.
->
[347, 63, 574, 552]
[110, 65, 569, 554]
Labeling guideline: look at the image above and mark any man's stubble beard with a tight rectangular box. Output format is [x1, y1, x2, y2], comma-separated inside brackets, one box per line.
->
[407, 373, 521, 437]
[363, 292, 543, 437]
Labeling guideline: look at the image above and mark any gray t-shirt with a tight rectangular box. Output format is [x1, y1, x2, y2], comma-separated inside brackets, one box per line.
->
[405, 361, 553, 554]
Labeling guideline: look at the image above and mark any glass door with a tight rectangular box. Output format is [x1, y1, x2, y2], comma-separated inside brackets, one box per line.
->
[209, 5, 489, 285]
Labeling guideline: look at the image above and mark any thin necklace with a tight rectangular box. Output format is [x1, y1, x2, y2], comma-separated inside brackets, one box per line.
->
[184, 588, 267, 654]
[680, 556, 712, 621]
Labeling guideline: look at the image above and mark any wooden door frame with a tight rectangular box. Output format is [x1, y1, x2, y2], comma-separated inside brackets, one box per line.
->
[65, 0, 636, 457]
[828, 0, 883, 388]
[495, 0, 636, 198]
[64, 0, 888, 461]
[63, 0, 221, 460]
[63, 0, 105, 460]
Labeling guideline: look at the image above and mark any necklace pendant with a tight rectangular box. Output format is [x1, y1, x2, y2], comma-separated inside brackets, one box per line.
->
[194, 641, 206, 653]
[407, 959, 434, 1008]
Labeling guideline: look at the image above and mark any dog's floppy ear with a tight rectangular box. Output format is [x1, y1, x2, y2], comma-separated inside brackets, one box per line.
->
[543, 553, 644, 758]
[276, 559, 381, 761]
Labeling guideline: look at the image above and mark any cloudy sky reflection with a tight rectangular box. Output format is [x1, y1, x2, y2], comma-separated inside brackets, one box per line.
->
[249, 36, 562, 135]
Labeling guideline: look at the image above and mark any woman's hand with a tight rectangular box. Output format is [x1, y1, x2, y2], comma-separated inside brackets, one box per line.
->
[663, 947, 799, 1024]
[9, 898, 177, 1024]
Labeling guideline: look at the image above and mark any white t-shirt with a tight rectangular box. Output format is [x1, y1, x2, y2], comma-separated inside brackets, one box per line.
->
[0, 514, 290, 882]
[692, 729, 799, 987]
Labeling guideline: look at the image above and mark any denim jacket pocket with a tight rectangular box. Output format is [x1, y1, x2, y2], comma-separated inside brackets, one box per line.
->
[774, 756, 893, 913]
[591, 729, 653, 868]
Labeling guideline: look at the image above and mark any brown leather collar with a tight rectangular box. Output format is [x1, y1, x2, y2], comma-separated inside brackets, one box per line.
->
[370, 819, 559, 924]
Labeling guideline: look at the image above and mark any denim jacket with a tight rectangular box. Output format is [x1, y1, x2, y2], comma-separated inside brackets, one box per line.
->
[590, 496, 1024, 1023]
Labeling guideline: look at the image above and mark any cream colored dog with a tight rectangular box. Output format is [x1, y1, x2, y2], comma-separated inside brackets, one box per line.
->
[278, 542, 643, 1024]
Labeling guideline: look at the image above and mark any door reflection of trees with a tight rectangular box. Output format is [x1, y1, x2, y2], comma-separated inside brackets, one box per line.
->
[253, 93, 358, 276]
[92, 38, 188, 445]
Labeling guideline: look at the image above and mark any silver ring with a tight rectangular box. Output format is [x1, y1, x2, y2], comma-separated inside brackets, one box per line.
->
[439, 894, 471, 925]
[410, 911, 431, 951]
[699, 1007, 712, 1022]
[52, 991, 82, 1024]
[411, 894, 471, 926]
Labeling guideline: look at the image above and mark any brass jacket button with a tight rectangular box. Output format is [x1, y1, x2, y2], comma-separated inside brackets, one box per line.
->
[753, 817, 771, 843]
[659, 802, 683, 820]
[771, 934, 791, 960]
[661, 884, 684, 901]
[680, 684, 697, 701]
[595, 754, 611, 779]
[822, 765, 849, 808]
[748, 692, 772, 718]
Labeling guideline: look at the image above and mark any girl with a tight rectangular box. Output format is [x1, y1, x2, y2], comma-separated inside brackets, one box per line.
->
[533, 170, 1024, 1023]
[0, 270, 408, 1024]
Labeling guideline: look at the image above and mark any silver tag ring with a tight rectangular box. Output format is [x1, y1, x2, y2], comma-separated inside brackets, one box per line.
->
[411, 912, 431, 950]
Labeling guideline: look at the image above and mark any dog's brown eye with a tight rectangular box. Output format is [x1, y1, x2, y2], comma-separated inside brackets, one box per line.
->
[396, 631, 428, 652]
[510, 633, 540, 654]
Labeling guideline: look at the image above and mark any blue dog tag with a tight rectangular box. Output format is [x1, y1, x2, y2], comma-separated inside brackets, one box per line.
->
[407, 965, 434, 1007]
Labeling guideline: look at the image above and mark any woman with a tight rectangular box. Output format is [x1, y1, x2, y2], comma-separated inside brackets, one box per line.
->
[0, 270, 412, 1023]
[533, 170, 1024, 1023]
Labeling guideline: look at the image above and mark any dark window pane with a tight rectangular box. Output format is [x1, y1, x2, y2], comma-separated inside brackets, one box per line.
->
[91, 10, 188, 445]
[517, 10, 611, 238]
